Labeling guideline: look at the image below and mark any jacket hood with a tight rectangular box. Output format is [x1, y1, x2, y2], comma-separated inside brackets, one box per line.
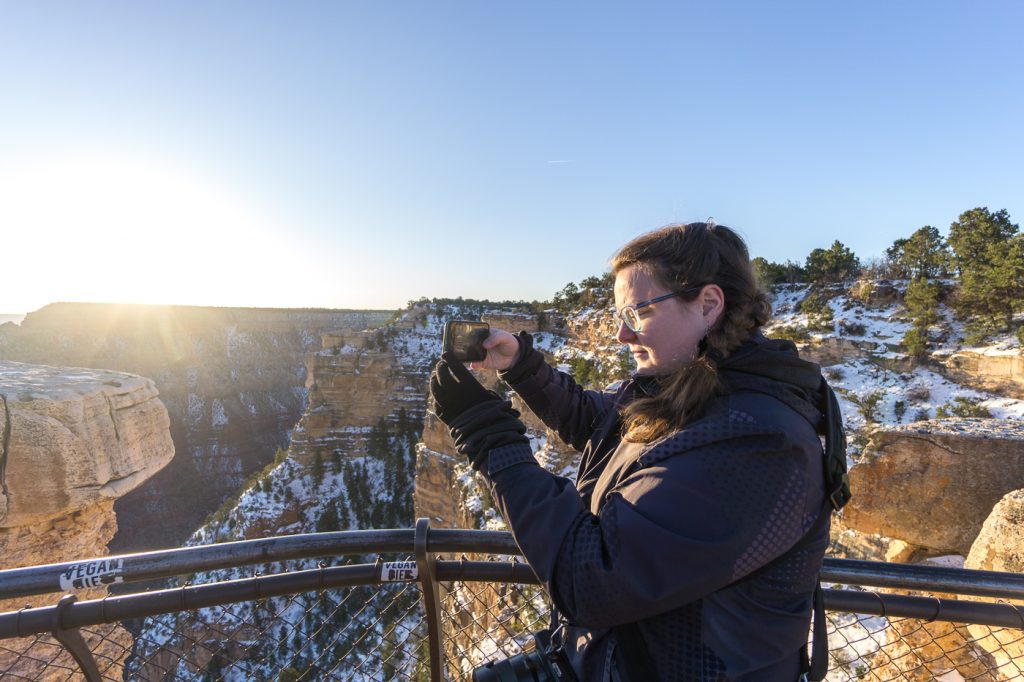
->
[623, 331, 827, 431]
[717, 331, 825, 431]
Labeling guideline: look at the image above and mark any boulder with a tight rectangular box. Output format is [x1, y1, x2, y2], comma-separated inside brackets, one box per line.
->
[962, 489, 1024, 674]
[848, 280, 903, 307]
[967, 489, 1024, 574]
[844, 419, 1024, 556]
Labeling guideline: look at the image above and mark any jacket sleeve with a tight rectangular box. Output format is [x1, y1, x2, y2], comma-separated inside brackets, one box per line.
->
[498, 332, 618, 452]
[483, 408, 823, 629]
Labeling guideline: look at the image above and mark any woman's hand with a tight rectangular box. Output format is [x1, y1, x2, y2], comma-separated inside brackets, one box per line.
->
[470, 329, 520, 371]
[429, 352, 528, 470]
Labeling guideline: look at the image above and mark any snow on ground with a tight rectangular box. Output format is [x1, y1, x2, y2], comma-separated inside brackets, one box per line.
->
[532, 330, 568, 355]
[826, 358, 1023, 432]
[765, 284, 1024, 460]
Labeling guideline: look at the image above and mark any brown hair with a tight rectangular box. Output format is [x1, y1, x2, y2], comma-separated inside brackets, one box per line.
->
[611, 222, 772, 442]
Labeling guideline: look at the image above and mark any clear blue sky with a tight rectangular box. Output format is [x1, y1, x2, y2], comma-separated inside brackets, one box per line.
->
[2, 1, 1021, 313]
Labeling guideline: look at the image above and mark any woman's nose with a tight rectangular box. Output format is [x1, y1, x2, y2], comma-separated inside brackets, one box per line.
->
[616, 319, 636, 344]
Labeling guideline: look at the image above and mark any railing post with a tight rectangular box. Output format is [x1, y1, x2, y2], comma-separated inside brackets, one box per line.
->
[50, 595, 101, 682]
[415, 518, 444, 682]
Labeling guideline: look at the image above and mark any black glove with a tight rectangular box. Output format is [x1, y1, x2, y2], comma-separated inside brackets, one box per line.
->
[430, 351, 500, 424]
[430, 352, 529, 470]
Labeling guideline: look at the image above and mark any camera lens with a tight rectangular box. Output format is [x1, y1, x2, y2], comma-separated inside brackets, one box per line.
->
[471, 648, 554, 682]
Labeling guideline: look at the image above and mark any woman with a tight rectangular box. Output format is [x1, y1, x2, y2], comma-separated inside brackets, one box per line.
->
[429, 222, 832, 681]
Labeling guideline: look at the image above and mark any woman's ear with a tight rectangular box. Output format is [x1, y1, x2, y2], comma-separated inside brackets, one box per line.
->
[701, 284, 726, 326]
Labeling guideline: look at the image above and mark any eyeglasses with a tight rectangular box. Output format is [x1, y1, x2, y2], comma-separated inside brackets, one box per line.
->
[615, 285, 706, 333]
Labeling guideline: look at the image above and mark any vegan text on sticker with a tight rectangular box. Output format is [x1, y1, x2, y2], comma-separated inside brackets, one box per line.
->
[59, 559, 125, 591]
[380, 560, 418, 582]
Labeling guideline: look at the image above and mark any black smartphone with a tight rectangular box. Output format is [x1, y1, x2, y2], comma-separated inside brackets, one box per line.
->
[442, 320, 490, 363]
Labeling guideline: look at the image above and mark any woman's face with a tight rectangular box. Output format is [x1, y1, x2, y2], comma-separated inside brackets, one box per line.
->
[613, 264, 718, 376]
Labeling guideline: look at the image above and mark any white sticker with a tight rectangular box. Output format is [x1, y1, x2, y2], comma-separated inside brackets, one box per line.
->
[380, 560, 418, 582]
[59, 559, 125, 591]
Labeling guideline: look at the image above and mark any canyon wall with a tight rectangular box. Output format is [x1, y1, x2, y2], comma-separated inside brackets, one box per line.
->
[0, 303, 391, 551]
[128, 308, 441, 680]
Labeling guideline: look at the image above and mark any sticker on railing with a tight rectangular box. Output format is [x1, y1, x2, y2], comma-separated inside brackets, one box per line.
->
[59, 558, 125, 591]
[380, 561, 418, 582]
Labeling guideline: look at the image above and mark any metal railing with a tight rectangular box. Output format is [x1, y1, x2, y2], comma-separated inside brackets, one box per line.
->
[1, 519, 1024, 680]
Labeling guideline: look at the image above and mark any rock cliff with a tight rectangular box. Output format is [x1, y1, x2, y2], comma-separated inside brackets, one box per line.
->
[0, 302, 390, 551]
[0, 361, 173, 528]
[843, 419, 1024, 556]
[0, 361, 174, 680]
[946, 349, 1024, 398]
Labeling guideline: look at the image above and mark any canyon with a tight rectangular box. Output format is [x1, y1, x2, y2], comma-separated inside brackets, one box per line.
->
[0, 303, 391, 552]
[2, 281, 1023, 678]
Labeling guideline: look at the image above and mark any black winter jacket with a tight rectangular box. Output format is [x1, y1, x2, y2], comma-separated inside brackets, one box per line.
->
[479, 332, 830, 681]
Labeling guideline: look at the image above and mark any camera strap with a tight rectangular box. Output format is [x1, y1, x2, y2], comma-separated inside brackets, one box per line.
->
[611, 622, 658, 682]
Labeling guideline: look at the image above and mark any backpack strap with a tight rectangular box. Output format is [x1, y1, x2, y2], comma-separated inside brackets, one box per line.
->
[822, 379, 851, 511]
[796, 499, 833, 681]
[800, 378, 851, 681]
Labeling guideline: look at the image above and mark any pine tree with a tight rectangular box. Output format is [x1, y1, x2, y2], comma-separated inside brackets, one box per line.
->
[897, 226, 951, 279]
[955, 234, 1024, 335]
[948, 207, 1019, 275]
[311, 451, 324, 486]
[752, 257, 807, 285]
[904, 277, 941, 328]
[805, 241, 861, 283]
[885, 238, 911, 278]
[316, 503, 340, 533]
[902, 276, 942, 360]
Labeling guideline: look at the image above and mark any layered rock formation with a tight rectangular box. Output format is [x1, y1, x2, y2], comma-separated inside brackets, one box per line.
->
[0, 302, 390, 551]
[291, 342, 405, 465]
[843, 419, 1024, 556]
[946, 350, 1024, 398]
[415, 417, 468, 529]
[0, 361, 174, 680]
[842, 421, 1024, 680]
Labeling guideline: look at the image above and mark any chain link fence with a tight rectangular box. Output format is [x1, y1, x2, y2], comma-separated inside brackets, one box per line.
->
[2, 525, 1024, 681]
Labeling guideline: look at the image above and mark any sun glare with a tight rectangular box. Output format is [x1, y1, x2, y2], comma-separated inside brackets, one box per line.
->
[1, 156, 296, 312]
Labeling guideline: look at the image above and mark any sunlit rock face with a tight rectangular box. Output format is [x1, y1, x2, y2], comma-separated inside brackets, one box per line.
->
[291, 343, 403, 464]
[946, 350, 1024, 398]
[0, 303, 391, 551]
[844, 419, 1024, 556]
[967, 489, 1024, 574]
[0, 361, 173, 528]
[960, 490, 1024, 673]
[0, 361, 173, 681]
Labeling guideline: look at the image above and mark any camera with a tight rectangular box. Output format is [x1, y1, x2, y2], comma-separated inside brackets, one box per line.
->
[442, 320, 490, 363]
[472, 630, 576, 682]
